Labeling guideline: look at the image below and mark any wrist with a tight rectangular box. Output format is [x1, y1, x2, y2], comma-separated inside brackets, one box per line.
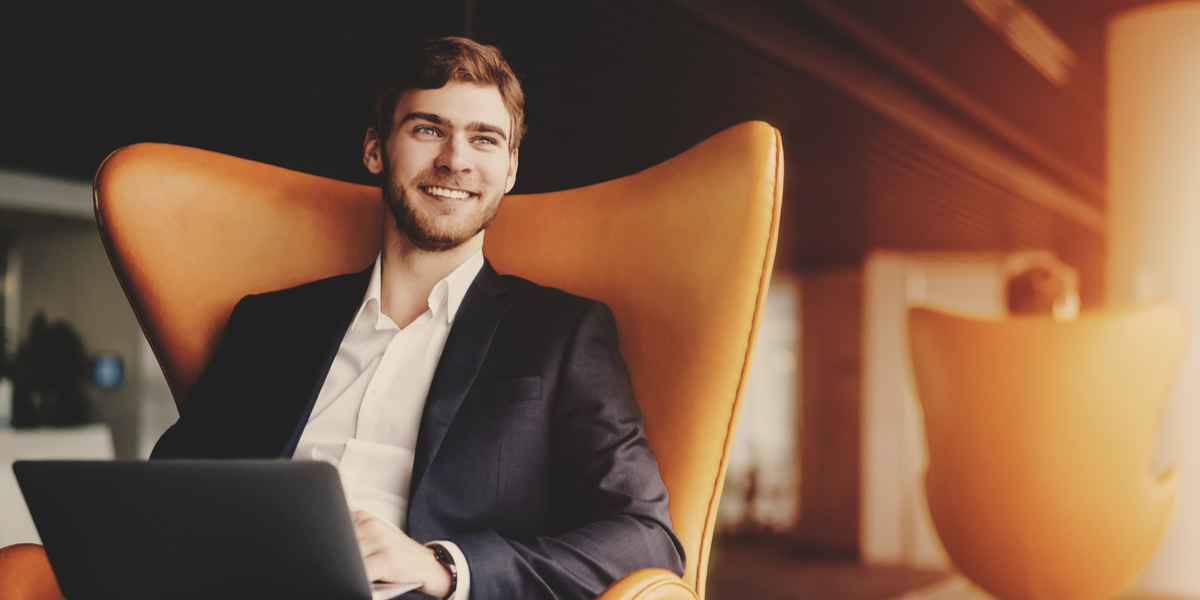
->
[423, 543, 456, 599]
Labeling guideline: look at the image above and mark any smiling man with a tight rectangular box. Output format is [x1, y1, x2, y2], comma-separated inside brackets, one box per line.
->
[151, 37, 684, 600]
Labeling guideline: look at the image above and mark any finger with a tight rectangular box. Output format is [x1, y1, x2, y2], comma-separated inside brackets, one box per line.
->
[352, 519, 376, 543]
[362, 550, 384, 582]
[357, 519, 391, 541]
[357, 531, 389, 557]
[362, 547, 400, 583]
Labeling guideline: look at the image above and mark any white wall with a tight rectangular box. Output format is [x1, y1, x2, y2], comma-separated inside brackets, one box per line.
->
[16, 226, 145, 458]
[1108, 4, 1200, 595]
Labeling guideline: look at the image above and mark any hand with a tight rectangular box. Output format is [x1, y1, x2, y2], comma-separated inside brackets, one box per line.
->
[352, 510, 452, 598]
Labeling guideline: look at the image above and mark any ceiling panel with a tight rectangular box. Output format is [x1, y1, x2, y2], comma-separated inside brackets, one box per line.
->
[0, 0, 1124, 298]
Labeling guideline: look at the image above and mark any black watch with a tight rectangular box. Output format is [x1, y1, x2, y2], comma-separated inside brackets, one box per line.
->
[428, 543, 457, 599]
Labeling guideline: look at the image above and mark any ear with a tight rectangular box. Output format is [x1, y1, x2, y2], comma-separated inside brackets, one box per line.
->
[504, 148, 519, 193]
[363, 128, 384, 175]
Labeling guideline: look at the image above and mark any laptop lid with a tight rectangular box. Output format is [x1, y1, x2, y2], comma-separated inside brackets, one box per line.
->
[14, 460, 380, 600]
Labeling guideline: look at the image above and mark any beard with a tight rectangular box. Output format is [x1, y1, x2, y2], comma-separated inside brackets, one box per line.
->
[382, 165, 504, 253]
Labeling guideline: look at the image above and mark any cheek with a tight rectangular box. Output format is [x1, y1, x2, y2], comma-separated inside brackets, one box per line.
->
[387, 142, 433, 178]
[483, 158, 515, 186]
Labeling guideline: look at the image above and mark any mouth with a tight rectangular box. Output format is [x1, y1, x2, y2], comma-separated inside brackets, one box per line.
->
[421, 186, 478, 201]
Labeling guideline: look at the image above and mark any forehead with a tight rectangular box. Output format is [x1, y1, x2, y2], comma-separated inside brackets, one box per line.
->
[393, 82, 511, 135]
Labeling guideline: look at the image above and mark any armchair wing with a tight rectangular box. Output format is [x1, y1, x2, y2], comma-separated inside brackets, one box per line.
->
[0, 121, 783, 600]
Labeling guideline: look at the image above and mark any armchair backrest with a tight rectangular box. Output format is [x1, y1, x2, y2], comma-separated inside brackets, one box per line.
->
[94, 121, 783, 597]
[907, 306, 1184, 600]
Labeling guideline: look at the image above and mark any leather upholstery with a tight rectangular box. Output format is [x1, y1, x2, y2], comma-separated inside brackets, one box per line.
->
[0, 121, 782, 600]
[597, 569, 700, 600]
[908, 306, 1184, 600]
[0, 545, 63, 600]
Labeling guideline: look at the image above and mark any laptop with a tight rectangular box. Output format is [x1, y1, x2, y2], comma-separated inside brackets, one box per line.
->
[14, 460, 420, 600]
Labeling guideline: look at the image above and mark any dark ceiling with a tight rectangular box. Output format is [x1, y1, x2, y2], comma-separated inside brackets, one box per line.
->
[0, 0, 1170, 286]
[1049, 0, 1158, 17]
[1, 0, 1152, 188]
[2, 2, 466, 187]
[4, 0, 792, 195]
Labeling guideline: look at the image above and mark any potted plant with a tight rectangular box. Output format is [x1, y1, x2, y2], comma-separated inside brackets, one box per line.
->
[10, 312, 92, 428]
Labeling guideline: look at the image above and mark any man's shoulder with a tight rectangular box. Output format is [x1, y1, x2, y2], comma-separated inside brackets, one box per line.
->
[497, 273, 602, 312]
[493, 273, 617, 334]
[235, 267, 369, 317]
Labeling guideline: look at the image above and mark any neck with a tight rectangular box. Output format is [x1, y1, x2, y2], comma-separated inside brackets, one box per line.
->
[378, 221, 483, 328]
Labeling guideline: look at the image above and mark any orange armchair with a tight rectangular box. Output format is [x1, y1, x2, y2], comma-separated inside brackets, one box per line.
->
[0, 121, 783, 600]
[908, 306, 1184, 600]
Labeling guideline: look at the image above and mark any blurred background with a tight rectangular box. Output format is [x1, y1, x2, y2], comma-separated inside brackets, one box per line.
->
[2, 0, 1199, 598]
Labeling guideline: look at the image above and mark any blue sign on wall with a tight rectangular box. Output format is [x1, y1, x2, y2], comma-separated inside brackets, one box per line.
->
[92, 354, 124, 389]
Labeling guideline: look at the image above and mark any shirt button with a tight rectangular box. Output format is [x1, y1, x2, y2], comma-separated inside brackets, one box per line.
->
[372, 388, 380, 395]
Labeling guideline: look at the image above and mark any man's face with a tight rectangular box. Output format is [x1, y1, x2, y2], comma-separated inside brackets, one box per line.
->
[365, 81, 519, 252]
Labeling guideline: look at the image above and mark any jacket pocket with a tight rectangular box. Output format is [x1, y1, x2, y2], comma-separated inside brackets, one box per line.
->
[461, 375, 542, 410]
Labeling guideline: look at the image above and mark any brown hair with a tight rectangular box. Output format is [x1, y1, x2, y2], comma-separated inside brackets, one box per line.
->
[372, 37, 526, 150]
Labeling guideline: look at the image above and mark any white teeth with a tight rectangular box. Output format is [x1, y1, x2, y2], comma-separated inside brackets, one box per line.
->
[425, 186, 471, 199]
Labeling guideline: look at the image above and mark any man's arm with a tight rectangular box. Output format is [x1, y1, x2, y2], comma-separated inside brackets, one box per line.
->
[151, 295, 251, 459]
[445, 301, 685, 600]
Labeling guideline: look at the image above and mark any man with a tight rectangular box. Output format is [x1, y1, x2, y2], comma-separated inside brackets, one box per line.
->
[151, 37, 685, 600]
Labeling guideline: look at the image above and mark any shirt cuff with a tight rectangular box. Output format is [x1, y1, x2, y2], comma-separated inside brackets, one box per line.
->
[428, 540, 471, 600]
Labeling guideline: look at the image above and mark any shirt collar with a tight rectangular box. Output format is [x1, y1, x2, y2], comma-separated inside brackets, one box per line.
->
[442, 249, 485, 323]
[351, 249, 485, 330]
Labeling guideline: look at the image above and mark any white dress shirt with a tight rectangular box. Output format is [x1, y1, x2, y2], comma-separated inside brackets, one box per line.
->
[293, 250, 482, 600]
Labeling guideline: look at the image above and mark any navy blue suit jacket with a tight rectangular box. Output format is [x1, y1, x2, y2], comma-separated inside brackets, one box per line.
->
[151, 259, 685, 599]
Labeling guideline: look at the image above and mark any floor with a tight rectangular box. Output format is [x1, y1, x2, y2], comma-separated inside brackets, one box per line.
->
[705, 535, 946, 600]
[703, 534, 1197, 600]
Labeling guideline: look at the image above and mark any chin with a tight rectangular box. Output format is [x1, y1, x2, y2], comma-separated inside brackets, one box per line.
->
[385, 180, 500, 252]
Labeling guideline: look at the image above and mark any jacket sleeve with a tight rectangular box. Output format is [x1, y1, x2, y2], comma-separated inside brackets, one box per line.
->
[445, 301, 685, 600]
[150, 295, 251, 459]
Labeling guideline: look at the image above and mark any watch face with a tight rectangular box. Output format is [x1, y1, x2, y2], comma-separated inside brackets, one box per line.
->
[431, 544, 449, 564]
[430, 544, 456, 574]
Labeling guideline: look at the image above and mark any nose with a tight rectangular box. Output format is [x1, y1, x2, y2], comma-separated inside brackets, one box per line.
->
[434, 134, 471, 174]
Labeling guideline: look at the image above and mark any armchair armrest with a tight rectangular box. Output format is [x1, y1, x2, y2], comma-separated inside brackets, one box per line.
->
[0, 544, 65, 600]
[595, 568, 700, 600]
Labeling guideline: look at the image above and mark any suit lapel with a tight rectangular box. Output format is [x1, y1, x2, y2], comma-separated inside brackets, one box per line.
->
[277, 266, 372, 457]
[410, 260, 510, 495]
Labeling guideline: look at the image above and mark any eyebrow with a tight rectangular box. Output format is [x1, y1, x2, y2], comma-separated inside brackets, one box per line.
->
[399, 112, 509, 142]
